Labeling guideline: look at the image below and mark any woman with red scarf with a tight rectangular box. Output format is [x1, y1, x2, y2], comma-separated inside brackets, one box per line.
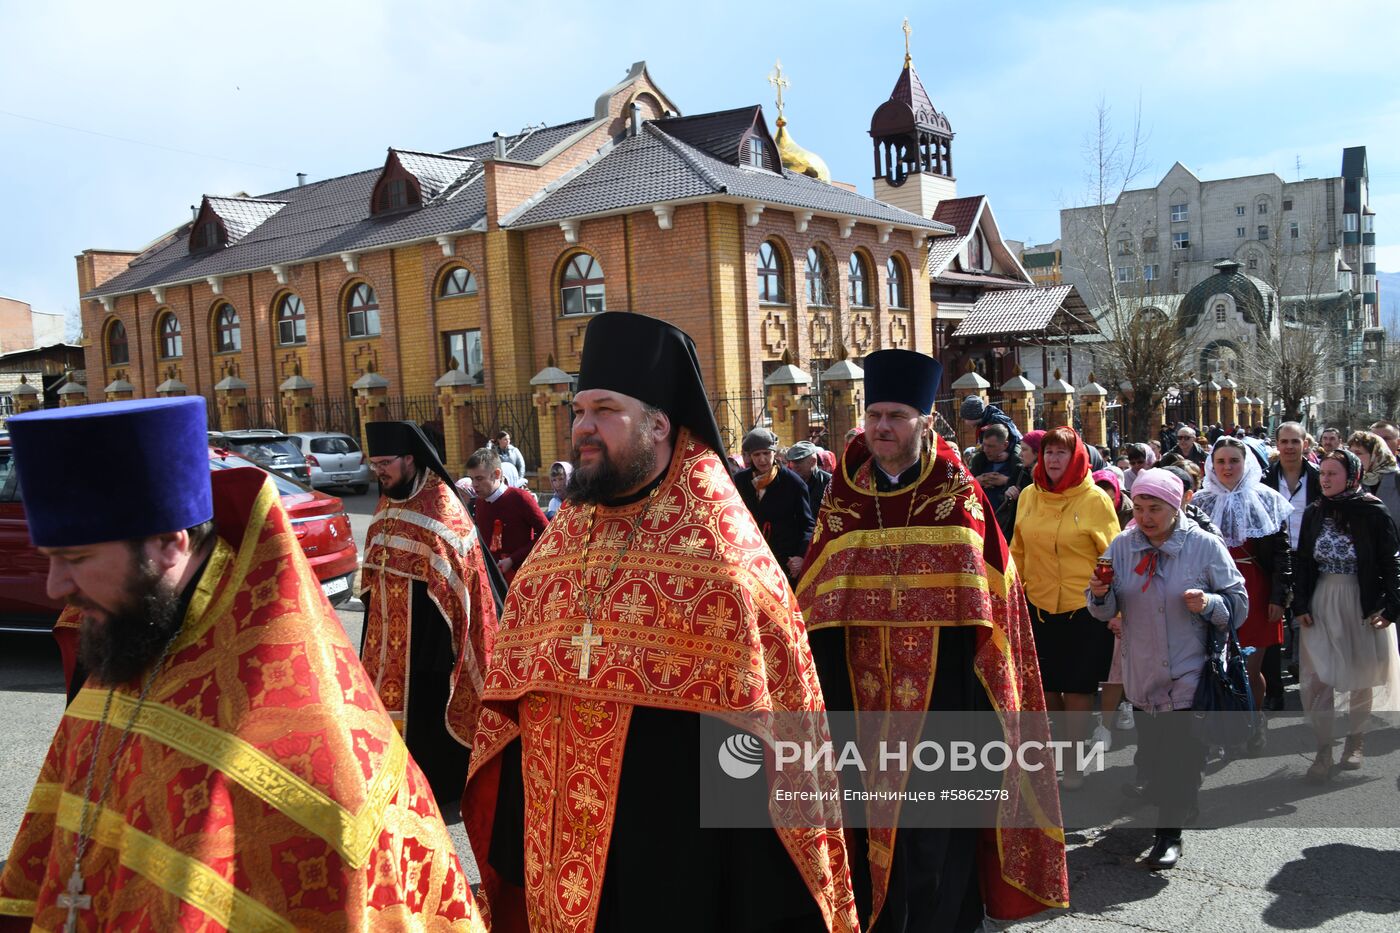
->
[1011, 426, 1122, 789]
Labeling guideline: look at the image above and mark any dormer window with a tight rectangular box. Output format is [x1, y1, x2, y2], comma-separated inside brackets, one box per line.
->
[192, 220, 224, 250]
[744, 136, 765, 168]
[376, 177, 415, 213]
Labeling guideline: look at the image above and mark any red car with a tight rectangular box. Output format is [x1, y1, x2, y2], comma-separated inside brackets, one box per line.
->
[0, 440, 358, 634]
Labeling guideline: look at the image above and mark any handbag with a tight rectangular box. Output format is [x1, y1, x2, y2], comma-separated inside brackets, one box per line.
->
[1190, 595, 1260, 748]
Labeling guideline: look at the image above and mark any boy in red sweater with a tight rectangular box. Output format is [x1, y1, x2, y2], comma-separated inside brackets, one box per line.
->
[465, 447, 548, 583]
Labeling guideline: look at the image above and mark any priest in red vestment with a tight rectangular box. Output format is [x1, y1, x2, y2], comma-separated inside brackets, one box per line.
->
[462, 312, 857, 933]
[797, 349, 1070, 931]
[0, 397, 483, 932]
[360, 420, 500, 812]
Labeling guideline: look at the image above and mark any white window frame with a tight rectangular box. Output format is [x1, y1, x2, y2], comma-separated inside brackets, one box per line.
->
[1344, 213, 1359, 232]
[1116, 266, 1133, 283]
[1235, 205, 1246, 216]
[1172, 232, 1190, 251]
[1143, 264, 1159, 281]
[1289, 222, 1299, 239]
[1170, 203, 1188, 222]
[1236, 226, 1246, 238]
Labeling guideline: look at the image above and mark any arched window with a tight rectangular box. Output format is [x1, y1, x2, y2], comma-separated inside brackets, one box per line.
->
[848, 253, 871, 307]
[106, 319, 129, 366]
[214, 303, 241, 353]
[805, 247, 831, 307]
[277, 294, 307, 346]
[439, 266, 477, 297]
[886, 256, 909, 309]
[757, 241, 786, 304]
[158, 312, 183, 359]
[560, 254, 605, 315]
[346, 284, 381, 337]
[1214, 302, 1228, 324]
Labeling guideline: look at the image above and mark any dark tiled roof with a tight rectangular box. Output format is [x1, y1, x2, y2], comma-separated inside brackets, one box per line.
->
[925, 195, 985, 273]
[1178, 265, 1275, 331]
[652, 107, 761, 165]
[84, 122, 594, 299]
[511, 122, 951, 232]
[952, 285, 1093, 338]
[888, 61, 951, 135]
[204, 197, 286, 243]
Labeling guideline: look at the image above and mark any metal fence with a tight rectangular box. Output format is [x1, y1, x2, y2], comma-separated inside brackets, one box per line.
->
[307, 393, 360, 439]
[470, 393, 542, 471]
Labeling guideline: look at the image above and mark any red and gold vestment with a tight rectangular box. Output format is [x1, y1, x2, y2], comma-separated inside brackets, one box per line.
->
[463, 430, 858, 933]
[359, 471, 497, 745]
[0, 467, 484, 931]
[796, 433, 1070, 924]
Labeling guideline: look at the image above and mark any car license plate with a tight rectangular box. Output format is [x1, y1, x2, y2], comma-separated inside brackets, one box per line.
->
[321, 576, 350, 597]
[334, 473, 352, 481]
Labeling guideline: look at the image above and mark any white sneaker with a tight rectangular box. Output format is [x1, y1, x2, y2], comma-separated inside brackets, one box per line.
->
[1113, 701, 1136, 731]
[1090, 722, 1113, 754]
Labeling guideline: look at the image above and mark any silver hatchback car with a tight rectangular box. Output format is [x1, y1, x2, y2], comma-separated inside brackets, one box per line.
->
[288, 432, 371, 494]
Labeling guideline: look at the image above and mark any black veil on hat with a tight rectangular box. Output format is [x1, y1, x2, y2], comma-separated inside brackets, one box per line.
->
[863, 349, 942, 415]
[365, 420, 457, 491]
[365, 419, 509, 610]
[576, 312, 728, 461]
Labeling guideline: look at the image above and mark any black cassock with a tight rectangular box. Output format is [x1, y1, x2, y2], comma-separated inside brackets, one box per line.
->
[487, 706, 826, 932]
[808, 625, 994, 933]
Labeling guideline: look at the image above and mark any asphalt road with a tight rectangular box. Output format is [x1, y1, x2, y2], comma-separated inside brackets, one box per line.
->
[2, 485, 1397, 928]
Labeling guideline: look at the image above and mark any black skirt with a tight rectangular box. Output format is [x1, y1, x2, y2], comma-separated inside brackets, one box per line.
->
[1028, 601, 1114, 694]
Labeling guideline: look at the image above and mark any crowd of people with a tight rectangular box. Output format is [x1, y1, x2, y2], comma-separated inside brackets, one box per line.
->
[4, 316, 1399, 931]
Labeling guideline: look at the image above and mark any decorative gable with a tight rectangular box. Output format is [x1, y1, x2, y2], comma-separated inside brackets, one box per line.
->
[370, 149, 476, 214]
[653, 106, 781, 174]
[187, 195, 287, 253]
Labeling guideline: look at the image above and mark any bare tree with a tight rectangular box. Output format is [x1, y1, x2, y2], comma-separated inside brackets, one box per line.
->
[1063, 100, 1194, 441]
[1238, 211, 1346, 423]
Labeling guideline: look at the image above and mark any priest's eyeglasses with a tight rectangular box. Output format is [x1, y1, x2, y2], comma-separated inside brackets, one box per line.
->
[368, 456, 404, 472]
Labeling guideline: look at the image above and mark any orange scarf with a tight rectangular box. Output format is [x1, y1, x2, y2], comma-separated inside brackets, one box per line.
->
[752, 464, 780, 492]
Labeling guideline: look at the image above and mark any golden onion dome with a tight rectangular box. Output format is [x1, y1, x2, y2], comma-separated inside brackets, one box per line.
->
[774, 115, 831, 183]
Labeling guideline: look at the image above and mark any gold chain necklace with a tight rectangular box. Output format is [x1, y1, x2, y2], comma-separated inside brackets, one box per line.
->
[60, 632, 179, 932]
[569, 486, 660, 678]
[872, 458, 920, 611]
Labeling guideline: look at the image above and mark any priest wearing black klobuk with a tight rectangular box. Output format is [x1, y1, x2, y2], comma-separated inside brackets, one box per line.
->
[462, 311, 858, 933]
[796, 349, 1070, 931]
[358, 419, 501, 813]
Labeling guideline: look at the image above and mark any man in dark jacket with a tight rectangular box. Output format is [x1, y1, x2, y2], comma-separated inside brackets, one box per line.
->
[967, 423, 1030, 540]
[784, 440, 831, 518]
[733, 428, 814, 584]
[1263, 422, 1323, 703]
[959, 395, 1022, 459]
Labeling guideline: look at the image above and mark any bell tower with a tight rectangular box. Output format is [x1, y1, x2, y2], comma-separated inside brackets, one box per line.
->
[870, 19, 956, 218]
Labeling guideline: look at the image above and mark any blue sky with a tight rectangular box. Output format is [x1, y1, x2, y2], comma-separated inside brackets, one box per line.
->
[2, 0, 1396, 330]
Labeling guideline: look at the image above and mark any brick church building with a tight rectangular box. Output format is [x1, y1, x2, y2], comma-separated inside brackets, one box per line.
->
[75, 59, 951, 468]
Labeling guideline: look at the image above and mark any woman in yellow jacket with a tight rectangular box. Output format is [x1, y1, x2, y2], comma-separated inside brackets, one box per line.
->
[1010, 425, 1121, 789]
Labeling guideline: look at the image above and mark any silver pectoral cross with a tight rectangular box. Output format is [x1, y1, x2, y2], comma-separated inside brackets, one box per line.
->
[571, 620, 603, 678]
[58, 866, 91, 933]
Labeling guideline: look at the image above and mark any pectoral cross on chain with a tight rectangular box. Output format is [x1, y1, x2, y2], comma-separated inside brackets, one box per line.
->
[571, 620, 603, 678]
[58, 866, 90, 933]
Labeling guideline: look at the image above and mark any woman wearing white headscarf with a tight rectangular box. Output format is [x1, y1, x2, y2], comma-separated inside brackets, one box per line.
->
[1192, 436, 1293, 740]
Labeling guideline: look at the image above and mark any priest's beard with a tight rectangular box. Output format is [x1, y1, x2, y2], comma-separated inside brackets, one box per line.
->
[76, 550, 184, 685]
[384, 467, 423, 501]
[566, 418, 657, 505]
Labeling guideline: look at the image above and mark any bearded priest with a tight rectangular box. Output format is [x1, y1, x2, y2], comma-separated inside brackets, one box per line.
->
[796, 349, 1070, 932]
[462, 312, 857, 933]
[359, 419, 500, 812]
[0, 398, 483, 932]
